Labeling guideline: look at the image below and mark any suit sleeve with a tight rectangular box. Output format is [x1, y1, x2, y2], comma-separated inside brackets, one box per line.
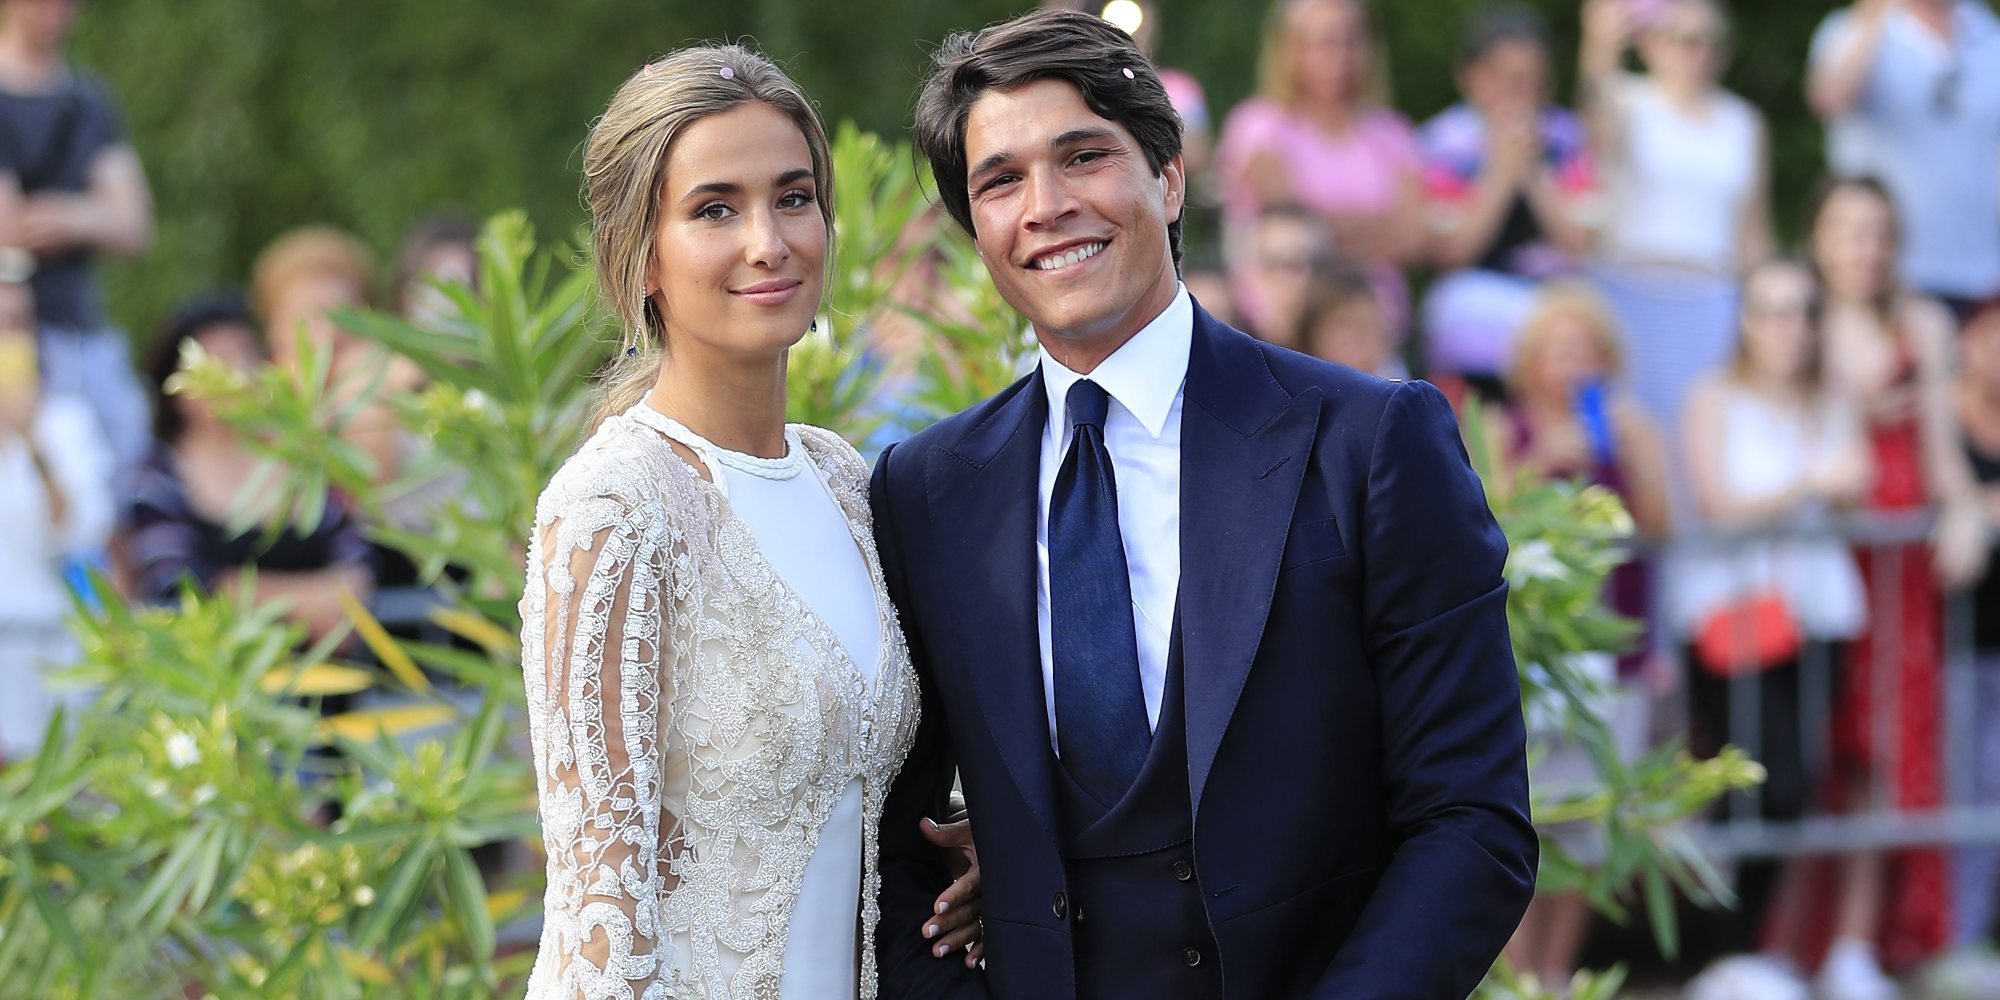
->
[870, 443, 992, 1000]
[1311, 381, 1537, 999]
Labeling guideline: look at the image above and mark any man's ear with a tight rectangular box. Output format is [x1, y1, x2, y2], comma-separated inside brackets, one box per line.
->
[1161, 152, 1187, 223]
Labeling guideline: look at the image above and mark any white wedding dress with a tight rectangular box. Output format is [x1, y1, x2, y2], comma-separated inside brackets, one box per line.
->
[519, 402, 921, 1000]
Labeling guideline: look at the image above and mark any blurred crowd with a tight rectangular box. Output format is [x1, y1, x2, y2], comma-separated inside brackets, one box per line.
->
[3, 0, 2000, 995]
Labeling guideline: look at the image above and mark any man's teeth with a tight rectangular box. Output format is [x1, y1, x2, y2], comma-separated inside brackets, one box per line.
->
[1034, 242, 1105, 271]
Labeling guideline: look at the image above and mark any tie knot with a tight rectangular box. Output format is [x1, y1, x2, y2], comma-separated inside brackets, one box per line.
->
[1067, 379, 1110, 431]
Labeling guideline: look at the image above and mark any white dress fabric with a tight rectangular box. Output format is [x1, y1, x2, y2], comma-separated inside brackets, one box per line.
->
[1596, 75, 1759, 276]
[1665, 382, 1869, 642]
[519, 402, 920, 1000]
[0, 392, 114, 760]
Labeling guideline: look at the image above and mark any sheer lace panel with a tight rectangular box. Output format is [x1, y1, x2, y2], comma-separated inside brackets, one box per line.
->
[521, 413, 920, 1000]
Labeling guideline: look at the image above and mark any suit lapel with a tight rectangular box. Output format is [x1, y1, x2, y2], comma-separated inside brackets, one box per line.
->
[1178, 309, 1322, 817]
[924, 372, 1061, 844]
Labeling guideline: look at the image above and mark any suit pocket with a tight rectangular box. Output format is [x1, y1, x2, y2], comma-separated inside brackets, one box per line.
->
[1280, 517, 1345, 570]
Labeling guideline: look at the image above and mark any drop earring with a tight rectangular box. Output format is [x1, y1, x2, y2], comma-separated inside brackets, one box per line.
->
[809, 319, 818, 333]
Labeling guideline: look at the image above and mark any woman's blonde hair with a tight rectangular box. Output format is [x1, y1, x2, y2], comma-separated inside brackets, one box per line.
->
[250, 226, 375, 324]
[582, 43, 836, 432]
[1506, 280, 1626, 399]
[1256, 0, 1389, 109]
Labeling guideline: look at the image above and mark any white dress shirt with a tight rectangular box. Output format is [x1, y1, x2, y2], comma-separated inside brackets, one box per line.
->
[1035, 284, 1191, 752]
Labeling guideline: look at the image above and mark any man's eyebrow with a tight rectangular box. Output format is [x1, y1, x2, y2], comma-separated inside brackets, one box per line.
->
[969, 149, 1015, 185]
[1050, 127, 1119, 150]
[968, 127, 1121, 187]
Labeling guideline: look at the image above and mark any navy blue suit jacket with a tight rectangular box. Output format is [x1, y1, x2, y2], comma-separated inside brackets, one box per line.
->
[871, 305, 1536, 999]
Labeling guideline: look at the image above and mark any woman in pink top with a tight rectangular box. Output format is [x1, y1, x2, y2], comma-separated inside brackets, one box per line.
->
[1215, 0, 1425, 338]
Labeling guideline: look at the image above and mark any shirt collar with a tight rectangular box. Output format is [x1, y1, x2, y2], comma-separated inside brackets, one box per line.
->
[1037, 283, 1192, 440]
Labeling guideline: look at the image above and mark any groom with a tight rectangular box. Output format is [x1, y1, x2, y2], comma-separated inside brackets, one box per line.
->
[873, 10, 1536, 999]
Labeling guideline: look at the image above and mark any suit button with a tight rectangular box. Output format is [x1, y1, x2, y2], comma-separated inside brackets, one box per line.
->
[1182, 947, 1203, 968]
[1052, 892, 1068, 920]
[1172, 861, 1194, 882]
[1073, 902, 1085, 923]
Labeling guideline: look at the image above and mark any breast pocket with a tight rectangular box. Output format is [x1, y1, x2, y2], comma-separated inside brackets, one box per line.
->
[1279, 517, 1345, 571]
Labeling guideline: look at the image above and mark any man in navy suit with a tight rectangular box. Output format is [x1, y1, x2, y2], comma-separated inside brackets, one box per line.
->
[873, 10, 1537, 998]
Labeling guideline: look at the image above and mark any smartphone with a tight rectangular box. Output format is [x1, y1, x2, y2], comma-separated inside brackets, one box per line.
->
[0, 333, 37, 395]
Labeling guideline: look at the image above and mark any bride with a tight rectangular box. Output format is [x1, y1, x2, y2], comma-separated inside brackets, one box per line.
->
[519, 44, 981, 999]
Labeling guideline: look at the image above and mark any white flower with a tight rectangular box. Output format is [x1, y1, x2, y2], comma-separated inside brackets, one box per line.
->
[353, 885, 376, 907]
[1507, 539, 1568, 583]
[165, 730, 201, 769]
[191, 785, 217, 807]
[144, 778, 170, 800]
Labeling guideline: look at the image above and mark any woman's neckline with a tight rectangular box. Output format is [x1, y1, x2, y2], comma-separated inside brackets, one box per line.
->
[628, 402, 806, 482]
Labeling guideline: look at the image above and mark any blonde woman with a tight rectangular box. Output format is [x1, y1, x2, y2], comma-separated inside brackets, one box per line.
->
[1493, 282, 1667, 988]
[1214, 0, 1425, 338]
[519, 45, 978, 1000]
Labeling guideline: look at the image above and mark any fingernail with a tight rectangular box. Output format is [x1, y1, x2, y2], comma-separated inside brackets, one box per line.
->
[936, 943, 953, 957]
[925, 923, 938, 938]
[935, 900, 950, 914]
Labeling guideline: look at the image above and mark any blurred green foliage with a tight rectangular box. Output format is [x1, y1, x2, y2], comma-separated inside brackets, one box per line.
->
[69, 0, 1847, 341]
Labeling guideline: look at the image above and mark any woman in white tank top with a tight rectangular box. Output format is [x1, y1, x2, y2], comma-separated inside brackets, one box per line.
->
[1578, 0, 1777, 503]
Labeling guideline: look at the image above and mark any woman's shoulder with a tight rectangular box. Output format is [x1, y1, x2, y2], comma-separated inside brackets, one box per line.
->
[791, 424, 868, 486]
[535, 416, 688, 530]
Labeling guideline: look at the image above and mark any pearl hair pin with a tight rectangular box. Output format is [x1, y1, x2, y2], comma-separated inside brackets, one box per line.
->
[1122, 67, 1135, 79]
[719, 66, 735, 80]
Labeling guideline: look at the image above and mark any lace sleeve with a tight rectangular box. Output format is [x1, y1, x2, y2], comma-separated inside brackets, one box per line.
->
[523, 494, 675, 1000]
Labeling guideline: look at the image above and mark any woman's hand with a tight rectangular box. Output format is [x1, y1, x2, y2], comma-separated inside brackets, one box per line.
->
[919, 815, 985, 968]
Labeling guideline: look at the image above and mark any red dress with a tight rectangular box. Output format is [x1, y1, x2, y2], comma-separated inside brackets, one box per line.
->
[1831, 350, 1953, 968]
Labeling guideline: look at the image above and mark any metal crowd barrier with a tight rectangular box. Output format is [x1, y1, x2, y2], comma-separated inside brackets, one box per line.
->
[1652, 510, 2000, 859]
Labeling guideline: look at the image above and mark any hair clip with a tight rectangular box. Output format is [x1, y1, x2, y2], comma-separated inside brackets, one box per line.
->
[626, 346, 638, 357]
[1122, 67, 1136, 80]
[719, 66, 736, 80]
[640, 62, 654, 78]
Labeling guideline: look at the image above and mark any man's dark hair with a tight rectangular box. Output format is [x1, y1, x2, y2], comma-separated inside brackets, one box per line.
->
[1456, 5, 1552, 70]
[145, 292, 259, 445]
[912, 8, 1186, 267]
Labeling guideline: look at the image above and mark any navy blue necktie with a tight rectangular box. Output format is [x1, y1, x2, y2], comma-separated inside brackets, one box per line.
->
[1050, 378, 1150, 805]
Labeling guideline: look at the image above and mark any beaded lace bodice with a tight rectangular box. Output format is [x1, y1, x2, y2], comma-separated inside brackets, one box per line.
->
[519, 403, 921, 999]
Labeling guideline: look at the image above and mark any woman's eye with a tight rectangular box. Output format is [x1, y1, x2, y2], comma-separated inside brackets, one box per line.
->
[697, 203, 733, 222]
[779, 190, 816, 210]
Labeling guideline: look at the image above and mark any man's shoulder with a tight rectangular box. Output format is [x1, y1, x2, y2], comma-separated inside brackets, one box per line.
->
[884, 371, 1039, 471]
[1241, 334, 1409, 417]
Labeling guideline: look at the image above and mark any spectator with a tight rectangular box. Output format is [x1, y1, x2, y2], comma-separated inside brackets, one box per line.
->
[0, 0, 155, 501]
[1670, 259, 1870, 995]
[391, 211, 478, 329]
[1236, 203, 1335, 349]
[0, 273, 110, 764]
[373, 214, 481, 590]
[251, 227, 419, 492]
[1494, 281, 1671, 990]
[1419, 6, 1596, 398]
[1294, 260, 1402, 378]
[125, 295, 372, 644]
[1579, 0, 1773, 442]
[1952, 298, 2000, 954]
[1811, 174, 1983, 984]
[1808, 0, 2000, 322]
[1215, 0, 1423, 339]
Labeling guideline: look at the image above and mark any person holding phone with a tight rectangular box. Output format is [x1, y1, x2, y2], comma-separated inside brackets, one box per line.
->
[1808, 0, 2000, 323]
[0, 272, 112, 766]
[1579, 0, 1773, 477]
